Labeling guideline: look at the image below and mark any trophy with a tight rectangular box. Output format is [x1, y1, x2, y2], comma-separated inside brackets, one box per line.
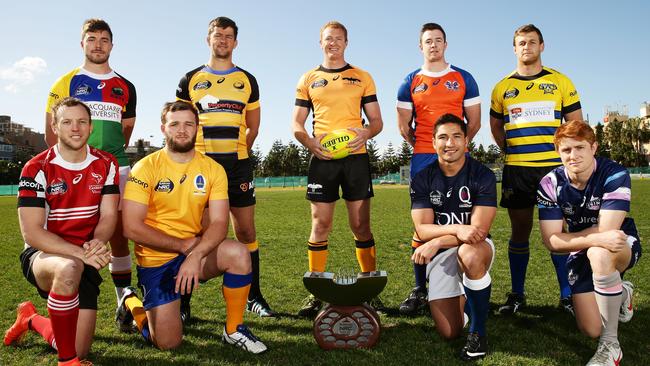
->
[303, 270, 388, 349]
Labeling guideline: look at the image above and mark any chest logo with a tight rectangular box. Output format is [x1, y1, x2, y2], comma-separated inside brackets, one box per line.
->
[193, 174, 207, 195]
[444, 80, 459, 91]
[343, 77, 361, 86]
[539, 83, 557, 94]
[459, 186, 472, 208]
[333, 74, 340, 81]
[217, 77, 226, 84]
[97, 82, 106, 90]
[526, 82, 535, 90]
[193, 80, 212, 90]
[233, 80, 245, 90]
[74, 83, 92, 96]
[154, 178, 175, 193]
[47, 178, 68, 195]
[503, 88, 519, 99]
[73, 174, 83, 184]
[413, 83, 428, 94]
[311, 79, 328, 89]
[429, 190, 443, 206]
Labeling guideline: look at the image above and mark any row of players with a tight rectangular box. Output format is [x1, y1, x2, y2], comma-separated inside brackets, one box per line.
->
[2, 17, 641, 366]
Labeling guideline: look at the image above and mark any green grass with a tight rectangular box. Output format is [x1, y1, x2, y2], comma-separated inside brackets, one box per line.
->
[1, 182, 649, 365]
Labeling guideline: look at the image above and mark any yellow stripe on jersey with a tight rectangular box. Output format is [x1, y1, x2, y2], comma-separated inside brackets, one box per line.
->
[507, 135, 555, 146]
[506, 151, 563, 163]
[504, 120, 561, 131]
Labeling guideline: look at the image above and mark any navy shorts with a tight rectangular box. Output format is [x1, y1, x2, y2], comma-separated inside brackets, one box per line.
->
[137, 255, 186, 311]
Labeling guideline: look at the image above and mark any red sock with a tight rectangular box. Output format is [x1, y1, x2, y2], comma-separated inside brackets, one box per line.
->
[29, 314, 56, 349]
[47, 292, 79, 362]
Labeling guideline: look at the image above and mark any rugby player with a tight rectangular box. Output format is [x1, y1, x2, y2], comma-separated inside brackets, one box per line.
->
[5, 97, 119, 366]
[44, 19, 137, 321]
[396, 22, 481, 315]
[292, 21, 384, 316]
[490, 24, 583, 315]
[410, 113, 496, 360]
[537, 120, 639, 366]
[176, 16, 274, 317]
[116, 101, 266, 354]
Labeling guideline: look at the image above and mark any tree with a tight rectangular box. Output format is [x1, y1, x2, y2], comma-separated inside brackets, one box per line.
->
[262, 140, 286, 176]
[594, 122, 610, 159]
[379, 142, 399, 175]
[397, 140, 413, 167]
[473, 144, 486, 163]
[298, 145, 311, 176]
[486, 144, 503, 165]
[282, 141, 302, 176]
[366, 139, 380, 175]
[249, 144, 264, 177]
[623, 118, 650, 166]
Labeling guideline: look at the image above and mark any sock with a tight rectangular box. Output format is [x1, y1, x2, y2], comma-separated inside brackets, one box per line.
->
[411, 237, 427, 289]
[551, 253, 572, 299]
[29, 315, 56, 349]
[124, 296, 148, 339]
[355, 237, 376, 272]
[308, 240, 328, 272]
[110, 254, 133, 301]
[47, 292, 79, 362]
[223, 272, 252, 334]
[246, 241, 261, 300]
[508, 240, 529, 294]
[463, 273, 492, 337]
[593, 271, 623, 344]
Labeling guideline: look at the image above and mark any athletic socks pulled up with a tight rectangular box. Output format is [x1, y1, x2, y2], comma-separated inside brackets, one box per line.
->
[593, 271, 623, 345]
[223, 272, 252, 334]
[47, 292, 79, 363]
[355, 237, 376, 273]
[308, 240, 328, 272]
[507, 240, 529, 295]
[463, 273, 492, 337]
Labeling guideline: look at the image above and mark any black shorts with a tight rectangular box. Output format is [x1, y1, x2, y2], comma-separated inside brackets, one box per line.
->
[20, 247, 102, 310]
[500, 165, 557, 209]
[306, 153, 374, 202]
[212, 157, 255, 208]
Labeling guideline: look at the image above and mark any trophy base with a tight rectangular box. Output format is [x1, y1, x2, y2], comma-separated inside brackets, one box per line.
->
[313, 303, 381, 349]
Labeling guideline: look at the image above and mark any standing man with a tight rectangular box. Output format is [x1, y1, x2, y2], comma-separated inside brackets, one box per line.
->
[538, 120, 639, 365]
[45, 19, 137, 323]
[396, 22, 481, 315]
[292, 21, 384, 316]
[117, 101, 267, 354]
[5, 97, 119, 366]
[176, 16, 274, 317]
[490, 24, 582, 315]
[410, 114, 496, 360]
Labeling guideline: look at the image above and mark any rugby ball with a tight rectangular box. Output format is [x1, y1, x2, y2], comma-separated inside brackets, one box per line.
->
[321, 129, 356, 159]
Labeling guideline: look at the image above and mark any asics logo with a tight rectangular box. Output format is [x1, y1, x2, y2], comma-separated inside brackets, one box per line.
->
[73, 174, 83, 184]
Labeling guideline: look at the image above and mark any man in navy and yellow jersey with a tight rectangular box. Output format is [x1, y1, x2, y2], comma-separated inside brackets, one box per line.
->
[489, 24, 583, 315]
[396, 22, 481, 315]
[117, 101, 267, 354]
[176, 17, 274, 318]
[44, 19, 137, 320]
[292, 21, 384, 317]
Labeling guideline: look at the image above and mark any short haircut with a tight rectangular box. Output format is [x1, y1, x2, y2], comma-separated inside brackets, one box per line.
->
[554, 120, 596, 148]
[320, 21, 348, 41]
[160, 100, 199, 124]
[51, 97, 91, 124]
[513, 24, 543, 46]
[434, 113, 467, 136]
[81, 18, 113, 42]
[420, 22, 446, 42]
[208, 17, 238, 39]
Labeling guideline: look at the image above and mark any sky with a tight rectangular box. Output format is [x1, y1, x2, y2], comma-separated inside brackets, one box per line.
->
[1, 0, 649, 155]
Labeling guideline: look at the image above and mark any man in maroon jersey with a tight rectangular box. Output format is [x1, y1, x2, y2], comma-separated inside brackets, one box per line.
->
[4, 97, 119, 366]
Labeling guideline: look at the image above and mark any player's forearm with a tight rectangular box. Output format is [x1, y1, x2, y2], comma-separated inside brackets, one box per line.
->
[429, 234, 462, 248]
[123, 221, 185, 252]
[489, 117, 506, 150]
[246, 128, 259, 151]
[92, 212, 118, 243]
[188, 221, 227, 258]
[365, 116, 383, 139]
[292, 123, 312, 148]
[21, 227, 85, 259]
[414, 223, 462, 242]
[546, 231, 599, 252]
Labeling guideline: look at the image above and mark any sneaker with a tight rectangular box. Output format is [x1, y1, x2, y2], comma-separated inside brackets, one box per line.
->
[222, 324, 267, 354]
[498, 292, 526, 315]
[619, 281, 634, 323]
[368, 296, 385, 312]
[247, 296, 277, 317]
[297, 295, 322, 318]
[559, 296, 575, 316]
[4, 301, 37, 346]
[180, 293, 191, 325]
[115, 286, 138, 333]
[459, 332, 488, 361]
[399, 287, 428, 315]
[586, 341, 622, 366]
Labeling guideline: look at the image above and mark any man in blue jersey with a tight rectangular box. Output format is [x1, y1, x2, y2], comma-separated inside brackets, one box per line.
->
[537, 120, 640, 366]
[410, 113, 497, 360]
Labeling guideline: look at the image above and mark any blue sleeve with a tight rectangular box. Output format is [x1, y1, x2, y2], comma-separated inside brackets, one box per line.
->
[601, 166, 631, 212]
[459, 68, 480, 101]
[410, 171, 433, 210]
[397, 70, 417, 105]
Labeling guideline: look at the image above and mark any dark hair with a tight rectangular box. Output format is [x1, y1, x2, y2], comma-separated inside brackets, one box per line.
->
[160, 100, 199, 124]
[513, 24, 543, 45]
[420, 23, 446, 42]
[208, 17, 238, 39]
[434, 113, 466, 136]
[82, 18, 113, 41]
[51, 97, 91, 124]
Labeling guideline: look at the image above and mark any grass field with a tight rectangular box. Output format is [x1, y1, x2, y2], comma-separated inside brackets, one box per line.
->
[0, 182, 648, 365]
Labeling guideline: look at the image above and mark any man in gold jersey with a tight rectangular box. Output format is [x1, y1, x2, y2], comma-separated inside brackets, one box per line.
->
[292, 21, 384, 317]
[117, 101, 266, 354]
[490, 24, 583, 316]
[176, 17, 274, 318]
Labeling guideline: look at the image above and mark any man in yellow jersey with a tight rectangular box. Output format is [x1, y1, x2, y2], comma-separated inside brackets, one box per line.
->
[44, 19, 137, 323]
[292, 21, 384, 317]
[490, 24, 583, 316]
[117, 101, 266, 354]
[176, 16, 274, 318]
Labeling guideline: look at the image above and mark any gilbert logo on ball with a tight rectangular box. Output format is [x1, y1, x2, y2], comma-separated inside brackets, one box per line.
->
[320, 129, 356, 159]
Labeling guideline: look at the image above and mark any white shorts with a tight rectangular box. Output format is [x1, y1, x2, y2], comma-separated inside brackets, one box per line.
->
[426, 237, 495, 301]
[118, 165, 130, 210]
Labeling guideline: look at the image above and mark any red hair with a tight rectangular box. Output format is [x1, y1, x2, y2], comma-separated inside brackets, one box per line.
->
[554, 120, 596, 148]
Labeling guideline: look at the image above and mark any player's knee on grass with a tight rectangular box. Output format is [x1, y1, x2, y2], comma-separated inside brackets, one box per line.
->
[457, 242, 488, 279]
[586, 247, 616, 274]
[153, 333, 183, 350]
[51, 257, 84, 295]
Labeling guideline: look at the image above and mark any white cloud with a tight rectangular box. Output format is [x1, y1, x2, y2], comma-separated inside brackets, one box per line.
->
[0, 56, 48, 93]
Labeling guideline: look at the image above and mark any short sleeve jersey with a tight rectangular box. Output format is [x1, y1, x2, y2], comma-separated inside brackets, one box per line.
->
[295, 64, 378, 154]
[410, 157, 497, 225]
[45, 68, 136, 166]
[123, 149, 229, 267]
[397, 65, 480, 154]
[176, 65, 259, 161]
[537, 157, 633, 233]
[17, 145, 119, 247]
[490, 67, 580, 167]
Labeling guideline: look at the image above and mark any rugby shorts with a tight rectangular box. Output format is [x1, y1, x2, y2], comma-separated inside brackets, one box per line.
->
[211, 157, 255, 208]
[137, 254, 186, 310]
[306, 153, 374, 202]
[500, 165, 556, 209]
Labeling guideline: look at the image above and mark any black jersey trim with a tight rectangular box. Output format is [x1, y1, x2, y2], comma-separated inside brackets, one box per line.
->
[317, 64, 353, 73]
[508, 69, 552, 81]
[295, 99, 312, 108]
[17, 197, 45, 208]
[562, 101, 582, 116]
[102, 185, 120, 195]
[361, 95, 378, 105]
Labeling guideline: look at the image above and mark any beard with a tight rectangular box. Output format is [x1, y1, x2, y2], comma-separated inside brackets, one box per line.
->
[167, 134, 196, 153]
[85, 52, 110, 65]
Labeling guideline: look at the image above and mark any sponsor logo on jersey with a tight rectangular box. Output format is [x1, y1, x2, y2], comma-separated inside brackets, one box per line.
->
[193, 80, 212, 90]
[91, 172, 103, 184]
[127, 175, 149, 189]
[97, 82, 106, 90]
[111, 87, 124, 98]
[333, 74, 340, 81]
[217, 77, 226, 84]
[196, 95, 245, 114]
[503, 88, 519, 99]
[508, 101, 555, 123]
[180, 174, 187, 184]
[459, 186, 472, 208]
[538, 83, 557, 95]
[429, 190, 443, 206]
[526, 82, 535, 90]
[74, 84, 93, 96]
[47, 178, 68, 195]
[569, 90, 578, 97]
[233, 80, 245, 90]
[343, 77, 361, 86]
[432, 79, 441, 86]
[561, 202, 575, 215]
[435, 211, 471, 225]
[73, 174, 83, 184]
[49, 92, 59, 100]
[444, 80, 459, 91]
[311, 79, 328, 89]
[586, 196, 601, 210]
[154, 178, 175, 193]
[18, 177, 43, 191]
[413, 83, 428, 94]
[307, 183, 323, 194]
[86, 101, 122, 123]
[193, 174, 206, 195]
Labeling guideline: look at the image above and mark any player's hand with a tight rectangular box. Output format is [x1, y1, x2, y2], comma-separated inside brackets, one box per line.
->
[175, 253, 202, 295]
[347, 127, 371, 152]
[455, 225, 486, 244]
[411, 241, 439, 265]
[308, 133, 332, 160]
[595, 230, 628, 253]
[81, 241, 112, 270]
[180, 236, 201, 255]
